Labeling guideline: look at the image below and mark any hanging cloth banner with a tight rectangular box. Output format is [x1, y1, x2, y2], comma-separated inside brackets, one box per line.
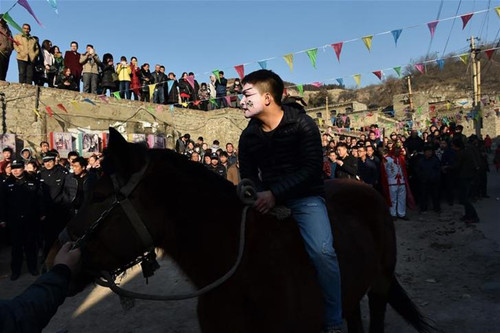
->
[485, 49, 495, 60]
[353, 74, 361, 87]
[224, 96, 232, 107]
[459, 53, 469, 64]
[186, 75, 195, 90]
[70, 100, 80, 111]
[56, 103, 67, 113]
[2, 13, 23, 33]
[234, 64, 245, 80]
[167, 80, 174, 94]
[415, 63, 425, 74]
[18, 0, 44, 27]
[45, 106, 53, 117]
[372, 70, 383, 80]
[306, 48, 318, 69]
[283, 53, 294, 72]
[461, 13, 473, 29]
[427, 21, 439, 38]
[336, 78, 344, 86]
[436, 58, 445, 71]
[331, 42, 343, 62]
[496, 7, 500, 17]
[149, 84, 156, 100]
[113, 91, 121, 100]
[99, 95, 109, 103]
[311, 82, 323, 88]
[258, 61, 267, 70]
[82, 98, 96, 105]
[391, 29, 402, 46]
[393, 66, 402, 77]
[212, 70, 220, 82]
[47, 0, 58, 14]
[362, 35, 373, 52]
[297, 84, 304, 96]
[32, 108, 40, 117]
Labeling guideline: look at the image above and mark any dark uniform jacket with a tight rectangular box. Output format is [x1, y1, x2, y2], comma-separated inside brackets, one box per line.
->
[239, 102, 324, 203]
[206, 163, 227, 178]
[335, 155, 358, 179]
[39, 165, 69, 207]
[357, 158, 378, 185]
[0, 173, 45, 224]
[0, 265, 71, 333]
[62, 172, 97, 212]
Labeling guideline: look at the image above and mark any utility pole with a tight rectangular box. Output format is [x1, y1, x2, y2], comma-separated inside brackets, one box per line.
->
[469, 36, 481, 136]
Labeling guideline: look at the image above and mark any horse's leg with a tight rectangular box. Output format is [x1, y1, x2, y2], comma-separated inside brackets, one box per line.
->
[368, 290, 388, 333]
[345, 302, 364, 333]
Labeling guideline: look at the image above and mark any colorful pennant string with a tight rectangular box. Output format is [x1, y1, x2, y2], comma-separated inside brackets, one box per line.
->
[17, 0, 43, 27]
[258, 61, 267, 70]
[460, 13, 473, 29]
[297, 84, 304, 96]
[436, 59, 445, 70]
[372, 70, 383, 80]
[362, 35, 373, 52]
[393, 66, 402, 77]
[391, 29, 402, 46]
[415, 63, 425, 74]
[332, 42, 343, 62]
[427, 21, 439, 38]
[306, 48, 318, 69]
[56, 103, 68, 113]
[234, 64, 245, 80]
[283, 53, 294, 72]
[336, 78, 344, 86]
[353, 74, 361, 87]
[459, 54, 469, 64]
[2, 12, 23, 33]
[149, 84, 156, 100]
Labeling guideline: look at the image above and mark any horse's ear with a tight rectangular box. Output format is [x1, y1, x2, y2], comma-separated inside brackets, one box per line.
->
[108, 127, 127, 152]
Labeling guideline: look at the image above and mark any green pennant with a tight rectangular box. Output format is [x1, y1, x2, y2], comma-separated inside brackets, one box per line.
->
[297, 84, 304, 96]
[113, 91, 121, 100]
[417, 106, 422, 115]
[147, 106, 154, 113]
[306, 48, 318, 69]
[212, 70, 220, 83]
[210, 98, 218, 107]
[2, 12, 23, 33]
[393, 66, 402, 77]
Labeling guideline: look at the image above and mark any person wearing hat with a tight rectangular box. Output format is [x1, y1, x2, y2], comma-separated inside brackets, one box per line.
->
[39, 152, 71, 262]
[415, 144, 441, 213]
[206, 153, 226, 178]
[0, 160, 45, 280]
[20, 147, 36, 165]
[0, 147, 13, 175]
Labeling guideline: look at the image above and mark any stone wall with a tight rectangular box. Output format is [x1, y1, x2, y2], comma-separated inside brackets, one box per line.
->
[0, 82, 248, 154]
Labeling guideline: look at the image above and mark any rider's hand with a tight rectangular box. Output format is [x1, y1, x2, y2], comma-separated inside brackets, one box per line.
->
[254, 191, 276, 214]
[54, 242, 81, 276]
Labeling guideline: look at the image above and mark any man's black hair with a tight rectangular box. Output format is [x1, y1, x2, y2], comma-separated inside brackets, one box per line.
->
[183, 133, 190, 139]
[67, 151, 79, 159]
[219, 71, 224, 75]
[219, 151, 229, 158]
[70, 41, 79, 47]
[73, 156, 88, 168]
[87, 44, 94, 49]
[2, 147, 13, 153]
[40, 141, 49, 147]
[242, 70, 284, 107]
[198, 136, 204, 141]
[189, 72, 194, 76]
[213, 140, 220, 145]
[336, 142, 348, 148]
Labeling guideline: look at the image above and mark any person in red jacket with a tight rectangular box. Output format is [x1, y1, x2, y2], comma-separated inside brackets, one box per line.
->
[63, 41, 82, 91]
[130, 56, 141, 101]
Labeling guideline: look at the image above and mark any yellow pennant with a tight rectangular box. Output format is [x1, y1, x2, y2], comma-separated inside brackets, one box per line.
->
[446, 102, 451, 110]
[33, 108, 41, 117]
[181, 102, 188, 108]
[149, 84, 156, 100]
[283, 53, 294, 72]
[496, 7, 500, 18]
[353, 74, 361, 87]
[70, 100, 80, 111]
[362, 35, 373, 52]
[459, 53, 469, 64]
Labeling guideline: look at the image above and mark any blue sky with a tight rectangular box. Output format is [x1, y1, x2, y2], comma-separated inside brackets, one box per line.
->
[1, 0, 499, 88]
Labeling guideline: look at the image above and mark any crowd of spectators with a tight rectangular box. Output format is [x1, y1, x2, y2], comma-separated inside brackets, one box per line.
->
[10, 24, 243, 110]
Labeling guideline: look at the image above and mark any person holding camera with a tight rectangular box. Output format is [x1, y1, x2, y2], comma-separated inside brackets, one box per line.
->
[116, 56, 132, 99]
[79, 44, 101, 94]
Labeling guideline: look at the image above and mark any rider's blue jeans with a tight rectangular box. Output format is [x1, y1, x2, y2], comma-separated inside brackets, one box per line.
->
[286, 196, 343, 328]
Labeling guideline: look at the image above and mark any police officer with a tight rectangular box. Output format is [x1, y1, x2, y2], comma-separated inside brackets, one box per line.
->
[206, 153, 227, 178]
[0, 160, 45, 280]
[39, 152, 70, 261]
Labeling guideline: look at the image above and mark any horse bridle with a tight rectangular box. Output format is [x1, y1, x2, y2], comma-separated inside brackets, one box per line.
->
[59, 157, 161, 281]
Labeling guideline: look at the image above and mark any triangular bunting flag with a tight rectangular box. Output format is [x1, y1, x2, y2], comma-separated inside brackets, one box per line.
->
[391, 29, 402, 46]
[446, 102, 451, 110]
[427, 21, 439, 38]
[436, 59, 445, 71]
[167, 80, 174, 94]
[485, 49, 495, 60]
[169, 105, 174, 112]
[331, 42, 343, 62]
[18, 0, 43, 27]
[156, 105, 163, 112]
[461, 13, 473, 29]
[306, 48, 318, 69]
[186, 75, 195, 90]
[283, 88, 287, 96]
[224, 96, 232, 107]
[496, 7, 500, 18]
[45, 106, 53, 117]
[147, 106, 154, 113]
[56, 103, 67, 113]
[181, 102, 188, 108]
[297, 84, 304, 96]
[459, 54, 469, 64]
[238, 94, 243, 100]
[311, 82, 323, 88]
[2, 13, 23, 33]
[212, 70, 220, 83]
[258, 61, 267, 70]
[336, 78, 344, 86]
[210, 98, 218, 107]
[353, 74, 361, 87]
[393, 66, 402, 77]
[32, 108, 40, 117]
[99, 95, 109, 103]
[113, 91, 121, 100]
[417, 106, 422, 115]
[234, 64, 245, 80]
[362, 35, 373, 52]
[415, 63, 425, 74]
[82, 98, 96, 105]
[70, 100, 80, 111]
[47, 0, 58, 14]
[193, 100, 201, 106]
[372, 70, 383, 80]
[283, 53, 294, 72]
[149, 84, 156, 100]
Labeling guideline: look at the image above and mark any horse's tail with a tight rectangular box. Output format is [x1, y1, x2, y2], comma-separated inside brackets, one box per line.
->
[388, 276, 440, 333]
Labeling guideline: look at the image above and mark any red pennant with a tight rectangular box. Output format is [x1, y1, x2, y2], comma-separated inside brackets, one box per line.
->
[45, 106, 53, 117]
[372, 71, 383, 80]
[415, 63, 425, 74]
[56, 103, 68, 113]
[234, 65, 245, 80]
[99, 95, 109, 103]
[331, 42, 343, 62]
[0, 31, 20, 46]
[186, 76, 195, 90]
[193, 100, 201, 106]
[427, 21, 439, 38]
[429, 105, 436, 113]
[461, 13, 473, 30]
[485, 49, 495, 60]
[311, 82, 323, 88]
[224, 96, 232, 107]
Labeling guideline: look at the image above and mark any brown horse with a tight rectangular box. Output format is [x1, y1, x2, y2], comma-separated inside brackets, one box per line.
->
[51, 128, 435, 333]
[0, 16, 13, 81]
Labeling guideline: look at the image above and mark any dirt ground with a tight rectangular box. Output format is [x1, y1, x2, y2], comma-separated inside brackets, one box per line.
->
[1, 169, 499, 332]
